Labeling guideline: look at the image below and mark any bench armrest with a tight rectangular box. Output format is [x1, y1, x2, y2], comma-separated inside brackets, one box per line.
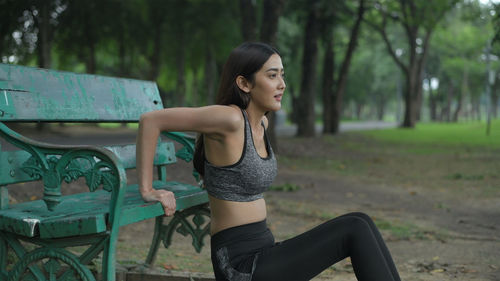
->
[0, 123, 127, 228]
[161, 132, 200, 182]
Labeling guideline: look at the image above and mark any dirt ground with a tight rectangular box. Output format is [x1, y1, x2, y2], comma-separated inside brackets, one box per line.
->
[3, 125, 500, 280]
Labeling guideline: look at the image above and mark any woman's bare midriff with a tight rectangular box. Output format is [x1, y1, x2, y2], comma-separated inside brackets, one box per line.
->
[209, 195, 267, 235]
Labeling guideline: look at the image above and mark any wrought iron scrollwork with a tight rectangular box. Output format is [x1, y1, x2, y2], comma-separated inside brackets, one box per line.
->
[8, 247, 95, 281]
[163, 206, 210, 253]
[161, 132, 201, 182]
[20, 150, 119, 211]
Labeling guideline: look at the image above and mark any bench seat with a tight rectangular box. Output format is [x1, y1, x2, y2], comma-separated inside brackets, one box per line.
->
[0, 181, 207, 239]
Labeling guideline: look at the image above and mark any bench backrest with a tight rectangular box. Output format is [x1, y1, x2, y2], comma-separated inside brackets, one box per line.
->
[0, 64, 189, 211]
[0, 63, 162, 122]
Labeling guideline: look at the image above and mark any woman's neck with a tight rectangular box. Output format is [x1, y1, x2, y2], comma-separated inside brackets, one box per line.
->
[245, 103, 266, 129]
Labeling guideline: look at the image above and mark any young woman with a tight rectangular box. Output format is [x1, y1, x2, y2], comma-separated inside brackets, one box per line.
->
[137, 42, 401, 281]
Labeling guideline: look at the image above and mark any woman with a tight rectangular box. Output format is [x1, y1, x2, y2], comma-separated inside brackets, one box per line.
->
[137, 42, 401, 281]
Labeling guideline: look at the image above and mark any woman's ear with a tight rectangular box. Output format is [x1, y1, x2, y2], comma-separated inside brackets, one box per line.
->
[236, 75, 252, 93]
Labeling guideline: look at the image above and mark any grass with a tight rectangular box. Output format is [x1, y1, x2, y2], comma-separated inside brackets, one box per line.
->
[360, 120, 500, 150]
[269, 183, 301, 192]
[373, 217, 447, 241]
[267, 198, 444, 242]
[60, 122, 139, 129]
[277, 120, 500, 198]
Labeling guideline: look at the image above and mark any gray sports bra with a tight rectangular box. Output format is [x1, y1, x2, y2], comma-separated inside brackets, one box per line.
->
[203, 109, 277, 202]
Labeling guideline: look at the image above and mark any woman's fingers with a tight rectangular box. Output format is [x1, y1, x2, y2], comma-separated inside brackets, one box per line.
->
[140, 189, 176, 216]
[158, 190, 176, 216]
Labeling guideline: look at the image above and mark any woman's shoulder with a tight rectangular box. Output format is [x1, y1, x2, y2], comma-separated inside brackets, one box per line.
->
[203, 104, 244, 132]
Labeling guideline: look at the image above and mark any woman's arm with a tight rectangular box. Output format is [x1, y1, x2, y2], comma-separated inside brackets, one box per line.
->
[136, 105, 241, 216]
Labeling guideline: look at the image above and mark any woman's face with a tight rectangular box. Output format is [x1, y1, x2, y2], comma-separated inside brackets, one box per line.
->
[248, 54, 286, 112]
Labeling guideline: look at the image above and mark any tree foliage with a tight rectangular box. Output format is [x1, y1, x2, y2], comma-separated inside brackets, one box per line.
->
[1, 0, 498, 136]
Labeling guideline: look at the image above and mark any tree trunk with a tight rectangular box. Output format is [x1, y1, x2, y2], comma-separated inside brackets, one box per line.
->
[416, 83, 423, 121]
[429, 95, 437, 121]
[35, 0, 53, 132]
[322, 36, 335, 134]
[355, 103, 363, 120]
[376, 96, 386, 121]
[427, 78, 438, 121]
[37, 0, 52, 69]
[452, 70, 467, 122]
[297, 2, 320, 137]
[82, 5, 96, 74]
[492, 75, 499, 118]
[149, 25, 162, 81]
[86, 39, 96, 74]
[176, 42, 186, 106]
[329, 0, 365, 134]
[240, 0, 257, 41]
[402, 72, 419, 127]
[442, 81, 454, 122]
[402, 41, 419, 127]
[204, 44, 217, 105]
[260, 0, 285, 152]
[117, 1, 127, 77]
[473, 98, 481, 121]
[260, 0, 285, 44]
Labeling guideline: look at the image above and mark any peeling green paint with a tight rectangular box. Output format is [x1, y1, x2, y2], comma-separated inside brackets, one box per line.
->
[0, 63, 163, 121]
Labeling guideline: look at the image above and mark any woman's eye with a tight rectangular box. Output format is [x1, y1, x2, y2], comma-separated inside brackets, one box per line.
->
[270, 74, 277, 78]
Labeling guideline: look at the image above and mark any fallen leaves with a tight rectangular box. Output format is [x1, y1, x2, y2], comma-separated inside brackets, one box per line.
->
[407, 258, 481, 276]
[162, 263, 177, 270]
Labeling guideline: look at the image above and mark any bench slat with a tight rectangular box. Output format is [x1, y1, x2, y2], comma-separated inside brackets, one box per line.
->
[0, 63, 163, 122]
[0, 181, 207, 238]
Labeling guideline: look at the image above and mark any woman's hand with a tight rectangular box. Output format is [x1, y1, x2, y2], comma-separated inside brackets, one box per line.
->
[141, 189, 177, 216]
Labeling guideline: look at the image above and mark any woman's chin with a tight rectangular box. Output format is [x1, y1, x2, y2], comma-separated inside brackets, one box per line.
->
[268, 102, 282, 112]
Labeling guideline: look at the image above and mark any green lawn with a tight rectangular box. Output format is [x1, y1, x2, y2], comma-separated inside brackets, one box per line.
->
[360, 120, 500, 149]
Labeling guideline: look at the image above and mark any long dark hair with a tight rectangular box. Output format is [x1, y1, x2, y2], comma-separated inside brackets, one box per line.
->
[193, 42, 279, 178]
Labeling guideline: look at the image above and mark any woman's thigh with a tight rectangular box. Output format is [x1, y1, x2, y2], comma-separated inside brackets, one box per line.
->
[252, 216, 355, 281]
[252, 213, 397, 281]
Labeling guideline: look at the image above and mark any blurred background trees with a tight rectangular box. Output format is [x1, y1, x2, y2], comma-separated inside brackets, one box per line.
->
[1, 0, 499, 137]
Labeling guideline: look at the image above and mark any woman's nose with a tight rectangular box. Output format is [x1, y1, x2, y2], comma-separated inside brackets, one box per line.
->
[279, 76, 286, 89]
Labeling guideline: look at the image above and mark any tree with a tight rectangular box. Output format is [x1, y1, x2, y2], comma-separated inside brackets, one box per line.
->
[344, 31, 398, 121]
[428, 0, 495, 122]
[365, 0, 457, 127]
[297, 0, 320, 137]
[56, 0, 109, 74]
[261, 0, 285, 151]
[261, 0, 285, 44]
[33, 0, 56, 68]
[240, 0, 258, 41]
[322, 0, 366, 134]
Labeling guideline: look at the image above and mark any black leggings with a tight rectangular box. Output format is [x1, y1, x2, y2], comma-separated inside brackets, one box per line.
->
[210, 212, 401, 281]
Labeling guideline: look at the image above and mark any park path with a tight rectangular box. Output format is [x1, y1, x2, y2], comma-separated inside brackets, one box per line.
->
[275, 121, 398, 137]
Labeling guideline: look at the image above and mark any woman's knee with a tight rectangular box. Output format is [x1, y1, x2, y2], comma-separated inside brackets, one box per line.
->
[340, 215, 371, 234]
[344, 212, 375, 226]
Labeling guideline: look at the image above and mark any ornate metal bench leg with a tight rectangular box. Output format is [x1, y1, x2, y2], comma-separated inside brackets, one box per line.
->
[164, 206, 211, 252]
[0, 233, 6, 280]
[145, 205, 211, 267]
[145, 216, 166, 267]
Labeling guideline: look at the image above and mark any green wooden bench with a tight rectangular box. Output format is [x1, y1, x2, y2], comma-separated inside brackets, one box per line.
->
[0, 63, 210, 281]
